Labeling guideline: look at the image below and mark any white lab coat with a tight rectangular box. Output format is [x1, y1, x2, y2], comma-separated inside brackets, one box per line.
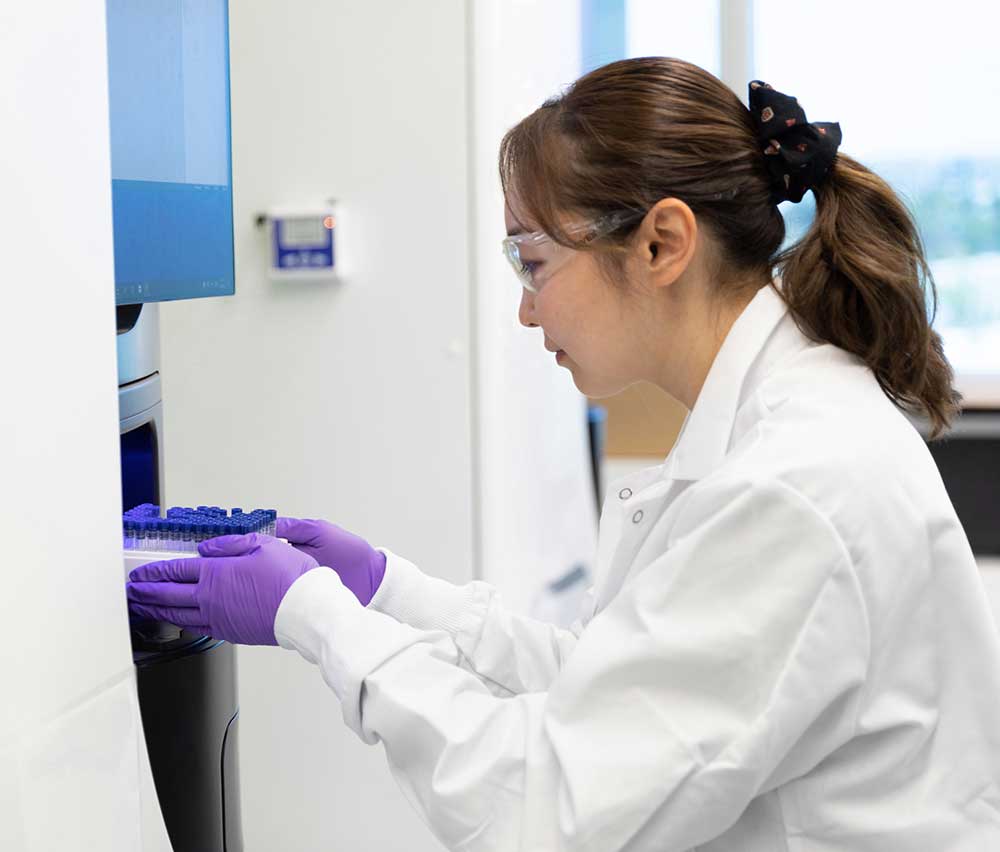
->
[275, 283, 1000, 851]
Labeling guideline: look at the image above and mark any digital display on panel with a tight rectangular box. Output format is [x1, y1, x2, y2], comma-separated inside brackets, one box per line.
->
[106, 0, 235, 305]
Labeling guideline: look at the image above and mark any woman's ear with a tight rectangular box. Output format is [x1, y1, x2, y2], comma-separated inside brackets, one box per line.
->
[636, 198, 698, 289]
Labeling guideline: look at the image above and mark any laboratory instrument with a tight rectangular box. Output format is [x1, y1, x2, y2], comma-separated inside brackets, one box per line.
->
[108, 0, 243, 849]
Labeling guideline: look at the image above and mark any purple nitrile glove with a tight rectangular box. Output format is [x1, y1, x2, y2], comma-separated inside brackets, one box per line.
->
[126, 533, 319, 645]
[275, 517, 386, 606]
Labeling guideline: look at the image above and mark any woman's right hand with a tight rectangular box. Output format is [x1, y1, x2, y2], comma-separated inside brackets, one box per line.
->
[275, 517, 386, 606]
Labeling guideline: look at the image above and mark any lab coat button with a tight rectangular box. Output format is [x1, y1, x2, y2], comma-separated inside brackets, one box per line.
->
[619, 488, 632, 500]
[632, 510, 644, 524]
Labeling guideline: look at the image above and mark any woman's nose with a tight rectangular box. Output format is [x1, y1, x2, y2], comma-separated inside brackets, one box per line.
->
[518, 288, 538, 328]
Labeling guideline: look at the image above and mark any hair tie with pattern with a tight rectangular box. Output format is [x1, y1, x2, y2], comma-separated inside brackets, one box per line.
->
[748, 80, 842, 205]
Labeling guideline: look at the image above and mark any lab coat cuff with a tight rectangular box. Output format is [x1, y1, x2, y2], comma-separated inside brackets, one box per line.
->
[369, 549, 489, 642]
[274, 566, 430, 743]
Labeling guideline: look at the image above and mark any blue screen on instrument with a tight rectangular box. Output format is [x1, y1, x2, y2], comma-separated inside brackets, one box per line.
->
[106, 0, 235, 305]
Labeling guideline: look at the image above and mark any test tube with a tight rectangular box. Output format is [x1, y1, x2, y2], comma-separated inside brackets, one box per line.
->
[124, 506, 287, 548]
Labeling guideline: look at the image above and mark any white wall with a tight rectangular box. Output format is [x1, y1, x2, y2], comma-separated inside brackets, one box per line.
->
[0, 2, 149, 849]
[162, 0, 475, 583]
[160, 2, 472, 850]
[470, 0, 598, 618]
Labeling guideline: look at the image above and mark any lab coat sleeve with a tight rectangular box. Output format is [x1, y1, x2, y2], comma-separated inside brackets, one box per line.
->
[366, 549, 582, 695]
[274, 477, 870, 851]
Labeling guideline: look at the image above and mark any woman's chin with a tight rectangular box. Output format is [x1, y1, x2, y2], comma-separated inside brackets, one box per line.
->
[569, 368, 626, 399]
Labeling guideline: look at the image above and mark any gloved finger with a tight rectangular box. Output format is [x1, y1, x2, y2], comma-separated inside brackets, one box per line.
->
[129, 557, 201, 584]
[275, 517, 315, 543]
[198, 533, 261, 558]
[126, 580, 199, 608]
[128, 602, 207, 628]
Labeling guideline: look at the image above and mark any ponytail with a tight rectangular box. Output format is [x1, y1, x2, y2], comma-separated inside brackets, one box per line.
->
[776, 153, 961, 438]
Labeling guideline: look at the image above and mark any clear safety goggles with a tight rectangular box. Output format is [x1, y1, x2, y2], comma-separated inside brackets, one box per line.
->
[501, 212, 637, 294]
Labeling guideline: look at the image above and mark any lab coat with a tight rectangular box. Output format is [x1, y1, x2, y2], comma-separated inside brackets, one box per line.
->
[275, 283, 1000, 851]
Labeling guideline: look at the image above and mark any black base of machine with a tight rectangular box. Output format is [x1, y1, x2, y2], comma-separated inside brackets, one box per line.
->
[134, 630, 243, 852]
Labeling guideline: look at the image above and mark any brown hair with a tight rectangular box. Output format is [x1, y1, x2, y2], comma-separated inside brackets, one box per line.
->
[499, 57, 960, 437]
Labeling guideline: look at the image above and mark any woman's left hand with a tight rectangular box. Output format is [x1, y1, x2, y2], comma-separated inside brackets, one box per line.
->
[276, 517, 386, 606]
[126, 533, 320, 645]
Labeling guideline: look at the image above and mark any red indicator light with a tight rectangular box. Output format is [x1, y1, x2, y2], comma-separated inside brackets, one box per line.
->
[323, 216, 335, 229]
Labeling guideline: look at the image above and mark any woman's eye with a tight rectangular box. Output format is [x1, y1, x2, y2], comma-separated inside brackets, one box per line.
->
[520, 260, 541, 277]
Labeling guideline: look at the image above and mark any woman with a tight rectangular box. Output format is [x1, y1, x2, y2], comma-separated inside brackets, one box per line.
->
[128, 59, 1000, 850]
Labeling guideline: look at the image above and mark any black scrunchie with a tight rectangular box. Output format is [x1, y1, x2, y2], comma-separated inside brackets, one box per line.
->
[748, 80, 842, 204]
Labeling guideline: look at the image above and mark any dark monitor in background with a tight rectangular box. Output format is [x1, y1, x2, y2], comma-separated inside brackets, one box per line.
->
[106, 0, 235, 306]
[925, 410, 1000, 556]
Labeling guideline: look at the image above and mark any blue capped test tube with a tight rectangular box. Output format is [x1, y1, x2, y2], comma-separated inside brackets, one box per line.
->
[124, 504, 283, 551]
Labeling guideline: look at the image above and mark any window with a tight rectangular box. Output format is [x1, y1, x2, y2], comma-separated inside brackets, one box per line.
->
[625, 0, 719, 77]
[582, 0, 719, 76]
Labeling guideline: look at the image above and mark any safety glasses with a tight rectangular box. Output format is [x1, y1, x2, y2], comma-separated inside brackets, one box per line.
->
[501, 212, 638, 293]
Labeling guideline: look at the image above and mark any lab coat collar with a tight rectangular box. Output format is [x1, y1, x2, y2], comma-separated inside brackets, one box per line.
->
[664, 281, 791, 482]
